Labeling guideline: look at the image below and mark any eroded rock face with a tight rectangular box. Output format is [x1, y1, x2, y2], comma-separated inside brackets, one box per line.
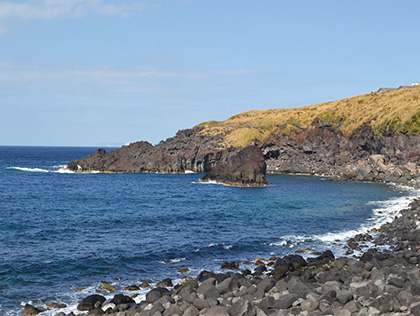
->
[263, 122, 420, 187]
[67, 121, 419, 187]
[200, 146, 268, 186]
[67, 128, 237, 174]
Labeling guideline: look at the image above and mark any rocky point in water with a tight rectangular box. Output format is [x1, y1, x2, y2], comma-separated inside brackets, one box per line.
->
[66, 88, 420, 189]
[199, 145, 268, 186]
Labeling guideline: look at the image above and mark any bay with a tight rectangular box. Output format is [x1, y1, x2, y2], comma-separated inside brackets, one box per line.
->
[0, 146, 413, 315]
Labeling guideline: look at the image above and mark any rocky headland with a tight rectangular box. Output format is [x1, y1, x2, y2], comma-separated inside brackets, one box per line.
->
[67, 88, 420, 188]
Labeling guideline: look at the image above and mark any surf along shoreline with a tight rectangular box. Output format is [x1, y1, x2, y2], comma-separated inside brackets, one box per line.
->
[20, 177, 420, 316]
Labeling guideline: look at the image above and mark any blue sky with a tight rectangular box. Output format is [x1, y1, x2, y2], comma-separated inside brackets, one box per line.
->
[1, 0, 419, 146]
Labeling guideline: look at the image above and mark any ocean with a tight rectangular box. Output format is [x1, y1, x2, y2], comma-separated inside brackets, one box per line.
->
[0, 146, 416, 315]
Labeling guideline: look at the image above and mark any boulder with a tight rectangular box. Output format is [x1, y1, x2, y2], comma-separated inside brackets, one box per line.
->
[99, 281, 117, 292]
[200, 145, 268, 186]
[220, 261, 240, 270]
[111, 293, 135, 305]
[21, 304, 43, 315]
[156, 278, 173, 288]
[77, 294, 106, 311]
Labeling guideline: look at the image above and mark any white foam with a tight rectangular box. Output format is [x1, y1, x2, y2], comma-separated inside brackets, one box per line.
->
[7, 167, 49, 173]
[269, 235, 312, 248]
[55, 168, 75, 174]
[184, 170, 195, 174]
[269, 190, 419, 257]
[158, 258, 186, 264]
[6, 165, 103, 174]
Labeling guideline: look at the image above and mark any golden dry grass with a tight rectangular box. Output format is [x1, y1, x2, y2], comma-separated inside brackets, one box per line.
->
[195, 88, 420, 147]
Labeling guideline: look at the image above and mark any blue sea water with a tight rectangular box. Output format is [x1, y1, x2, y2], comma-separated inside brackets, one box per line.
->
[0, 146, 416, 315]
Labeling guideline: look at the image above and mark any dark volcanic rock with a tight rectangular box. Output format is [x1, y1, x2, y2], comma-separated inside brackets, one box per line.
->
[66, 117, 419, 188]
[77, 294, 106, 311]
[220, 261, 240, 270]
[67, 128, 237, 174]
[21, 304, 43, 315]
[200, 145, 268, 186]
[263, 122, 420, 187]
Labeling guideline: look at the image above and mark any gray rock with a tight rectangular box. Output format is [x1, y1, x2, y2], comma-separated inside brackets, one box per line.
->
[397, 290, 412, 306]
[258, 296, 276, 314]
[256, 277, 275, 293]
[336, 290, 353, 304]
[388, 277, 405, 288]
[192, 298, 209, 310]
[318, 299, 331, 312]
[410, 302, 420, 316]
[334, 310, 351, 316]
[205, 306, 230, 316]
[301, 298, 318, 312]
[146, 290, 163, 303]
[197, 280, 220, 299]
[343, 300, 359, 313]
[274, 280, 287, 292]
[275, 293, 299, 309]
[182, 306, 198, 316]
[216, 277, 233, 294]
[287, 278, 312, 297]
[228, 297, 256, 316]
[162, 304, 182, 316]
[150, 302, 164, 315]
[179, 286, 198, 304]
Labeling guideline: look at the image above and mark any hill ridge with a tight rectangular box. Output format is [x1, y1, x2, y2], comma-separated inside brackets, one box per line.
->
[195, 88, 420, 147]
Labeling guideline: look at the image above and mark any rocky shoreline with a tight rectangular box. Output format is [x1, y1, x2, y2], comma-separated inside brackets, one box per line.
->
[23, 196, 420, 316]
[66, 122, 420, 189]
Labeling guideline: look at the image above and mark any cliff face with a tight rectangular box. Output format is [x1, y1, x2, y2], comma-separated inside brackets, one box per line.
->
[67, 89, 420, 187]
[262, 122, 420, 187]
[200, 146, 268, 186]
[68, 128, 237, 173]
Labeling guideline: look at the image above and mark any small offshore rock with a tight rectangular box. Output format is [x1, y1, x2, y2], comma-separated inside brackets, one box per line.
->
[156, 278, 173, 288]
[221, 261, 240, 270]
[46, 302, 67, 310]
[200, 145, 268, 186]
[123, 285, 140, 291]
[99, 281, 117, 293]
[21, 304, 43, 315]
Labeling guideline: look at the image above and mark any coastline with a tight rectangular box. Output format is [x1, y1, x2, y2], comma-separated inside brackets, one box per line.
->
[21, 181, 420, 316]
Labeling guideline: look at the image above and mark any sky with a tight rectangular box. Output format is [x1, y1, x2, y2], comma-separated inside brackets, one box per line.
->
[0, 0, 419, 146]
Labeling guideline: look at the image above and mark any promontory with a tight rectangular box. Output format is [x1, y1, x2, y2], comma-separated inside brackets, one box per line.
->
[67, 87, 420, 188]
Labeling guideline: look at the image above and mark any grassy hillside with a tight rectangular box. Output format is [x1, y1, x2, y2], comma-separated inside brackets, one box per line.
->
[194, 88, 420, 147]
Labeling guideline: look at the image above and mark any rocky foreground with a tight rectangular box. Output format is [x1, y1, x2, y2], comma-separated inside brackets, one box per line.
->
[23, 198, 420, 316]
